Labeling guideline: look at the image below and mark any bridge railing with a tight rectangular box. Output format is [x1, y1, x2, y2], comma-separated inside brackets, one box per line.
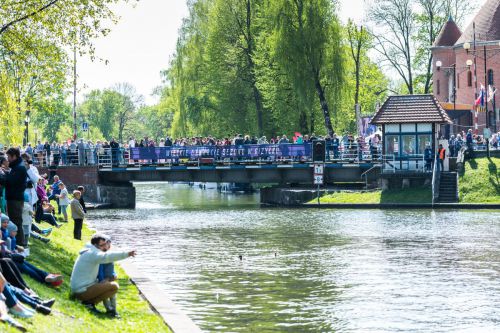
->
[29, 142, 384, 168]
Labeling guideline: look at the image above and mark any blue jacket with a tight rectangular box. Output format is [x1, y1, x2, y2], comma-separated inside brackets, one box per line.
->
[51, 181, 61, 195]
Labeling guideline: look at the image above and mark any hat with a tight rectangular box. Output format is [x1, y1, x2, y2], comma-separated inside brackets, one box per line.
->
[7, 221, 17, 234]
[0, 214, 9, 222]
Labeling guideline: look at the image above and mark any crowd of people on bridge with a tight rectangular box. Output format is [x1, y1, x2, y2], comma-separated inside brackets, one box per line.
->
[0, 147, 135, 331]
[0, 128, 497, 169]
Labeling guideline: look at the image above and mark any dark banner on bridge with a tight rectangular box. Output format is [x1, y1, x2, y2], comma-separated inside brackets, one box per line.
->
[128, 144, 312, 160]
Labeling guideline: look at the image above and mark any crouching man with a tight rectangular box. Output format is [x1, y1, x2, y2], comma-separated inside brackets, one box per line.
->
[70, 233, 135, 316]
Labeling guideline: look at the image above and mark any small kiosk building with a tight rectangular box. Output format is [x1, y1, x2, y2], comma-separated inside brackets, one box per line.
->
[371, 95, 452, 172]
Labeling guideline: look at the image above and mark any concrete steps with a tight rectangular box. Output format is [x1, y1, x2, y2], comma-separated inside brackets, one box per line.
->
[438, 172, 458, 203]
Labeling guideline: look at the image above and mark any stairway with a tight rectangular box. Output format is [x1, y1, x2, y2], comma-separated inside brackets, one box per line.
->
[438, 172, 458, 203]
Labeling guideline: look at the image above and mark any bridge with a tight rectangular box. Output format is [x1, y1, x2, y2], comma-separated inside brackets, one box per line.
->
[36, 143, 398, 208]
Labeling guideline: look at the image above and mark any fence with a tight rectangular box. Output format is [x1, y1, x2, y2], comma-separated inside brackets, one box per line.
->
[28, 142, 383, 168]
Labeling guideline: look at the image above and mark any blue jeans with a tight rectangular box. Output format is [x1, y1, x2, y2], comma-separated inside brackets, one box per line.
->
[2, 284, 38, 309]
[16, 261, 48, 284]
[40, 213, 59, 227]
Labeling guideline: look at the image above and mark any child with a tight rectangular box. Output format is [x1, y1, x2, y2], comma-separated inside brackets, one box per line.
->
[5, 222, 24, 255]
[98, 236, 119, 318]
[22, 192, 33, 255]
[56, 183, 70, 222]
[70, 190, 85, 240]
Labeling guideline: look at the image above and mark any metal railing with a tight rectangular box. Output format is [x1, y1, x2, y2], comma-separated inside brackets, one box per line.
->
[382, 154, 427, 173]
[27, 143, 384, 168]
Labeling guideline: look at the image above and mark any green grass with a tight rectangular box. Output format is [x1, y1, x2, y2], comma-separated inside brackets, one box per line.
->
[459, 157, 500, 203]
[3, 219, 171, 333]
[314, 187, 432, 204]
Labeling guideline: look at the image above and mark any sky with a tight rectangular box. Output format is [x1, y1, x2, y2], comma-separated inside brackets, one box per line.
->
[77, 0, 366, 105]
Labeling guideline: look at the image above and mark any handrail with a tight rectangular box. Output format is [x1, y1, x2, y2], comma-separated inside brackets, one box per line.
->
[360, 165, 381, 189]
[431, 153, 440, 205]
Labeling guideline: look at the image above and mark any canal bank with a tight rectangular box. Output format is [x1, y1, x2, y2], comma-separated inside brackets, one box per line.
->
[261, 156, 499, 207]
[2, 218, 172, 333]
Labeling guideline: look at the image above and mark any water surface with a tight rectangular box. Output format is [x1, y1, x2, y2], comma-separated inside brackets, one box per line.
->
[88, 183, 500, 333]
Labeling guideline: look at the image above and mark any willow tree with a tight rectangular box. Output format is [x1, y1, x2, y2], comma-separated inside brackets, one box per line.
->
[268, 0, 344, 137]
[205, 0, 267, 136]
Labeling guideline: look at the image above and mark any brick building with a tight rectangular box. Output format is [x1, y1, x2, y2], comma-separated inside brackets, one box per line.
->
[431, 0, 500, 137]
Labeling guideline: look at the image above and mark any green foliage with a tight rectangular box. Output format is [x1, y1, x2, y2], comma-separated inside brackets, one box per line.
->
[0, 0, 134, 145]
[79, 84, 142, 141]
[160, 0, 388, 139]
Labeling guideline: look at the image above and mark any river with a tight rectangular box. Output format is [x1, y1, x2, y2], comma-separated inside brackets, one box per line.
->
[88, 182, 500, 333]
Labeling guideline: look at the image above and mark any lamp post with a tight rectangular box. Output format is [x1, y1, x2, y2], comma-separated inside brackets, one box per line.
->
[23, 107, 30, 147]
[463, 37, 500, 134]
[436, 61, 457, 136]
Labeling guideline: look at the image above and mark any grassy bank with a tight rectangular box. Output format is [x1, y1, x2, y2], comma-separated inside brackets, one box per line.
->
[315, 157, 499, 205]
[3, 220, 171, 333]
[459, 157, 500, 203]
[315, 187, 432, 204]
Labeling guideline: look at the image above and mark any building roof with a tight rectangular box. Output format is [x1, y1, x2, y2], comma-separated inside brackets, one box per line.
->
[370, 95, 452, 125]
[456, 0, 500, 44]
[433, 17, 462, 47]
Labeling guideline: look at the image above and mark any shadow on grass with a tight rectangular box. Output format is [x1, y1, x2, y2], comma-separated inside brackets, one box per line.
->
[468, 158, 478, 170]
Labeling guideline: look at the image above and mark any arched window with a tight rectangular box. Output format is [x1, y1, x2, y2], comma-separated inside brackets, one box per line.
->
[437, 80, 440, 95]
[467, 71, 472, 87]
[457, 73, 460, 89]
[488, 69, 494, 85]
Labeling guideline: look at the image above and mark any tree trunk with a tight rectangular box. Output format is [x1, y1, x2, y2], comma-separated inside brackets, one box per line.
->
[313, 73, 334, 137]
[243, 0, 264, 136]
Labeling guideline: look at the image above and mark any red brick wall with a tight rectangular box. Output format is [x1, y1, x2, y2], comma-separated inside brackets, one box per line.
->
[38, 166, 99, 186]
[433, 43, 500, 131]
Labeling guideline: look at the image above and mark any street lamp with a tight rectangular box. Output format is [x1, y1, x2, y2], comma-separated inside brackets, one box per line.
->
[466, 59, 473, 68]
[463, 42, 471, 52]
[23, 108, 31, 147]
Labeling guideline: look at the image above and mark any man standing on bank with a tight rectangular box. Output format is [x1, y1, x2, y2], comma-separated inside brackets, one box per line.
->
[70, 233, 136, 314]
[0, 148, 28, 246]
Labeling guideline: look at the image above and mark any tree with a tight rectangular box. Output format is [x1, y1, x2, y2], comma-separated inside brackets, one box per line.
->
[369, 0, 416, 94]
[269, 0, 344, 137]
[369, 0, 474, 94]
[0, 0, 132, 145]
[112, 83, 143, 142]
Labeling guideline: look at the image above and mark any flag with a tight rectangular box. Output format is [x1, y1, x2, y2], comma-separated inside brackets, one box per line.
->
[488, 85, 497, 102]
[475, 84, 485, 107]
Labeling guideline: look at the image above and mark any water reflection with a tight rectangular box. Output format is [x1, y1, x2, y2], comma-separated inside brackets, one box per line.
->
[88, 183, 500, 332]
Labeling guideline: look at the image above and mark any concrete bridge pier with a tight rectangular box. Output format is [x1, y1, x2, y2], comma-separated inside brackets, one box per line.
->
[39, 166, 137, 209]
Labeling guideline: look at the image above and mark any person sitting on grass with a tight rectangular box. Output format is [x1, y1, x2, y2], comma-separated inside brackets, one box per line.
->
[29, 223, 51, 243]
[56, 183, 70, 222]
[70, 233, 135, 314]
[98, 236, 120, 318]
[0, 256, 37, 296]
[1, 268, 52, 318]
[0, 273, 26, 332]
[70, 190, 85, 240]
[1, 216, 63, 287]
